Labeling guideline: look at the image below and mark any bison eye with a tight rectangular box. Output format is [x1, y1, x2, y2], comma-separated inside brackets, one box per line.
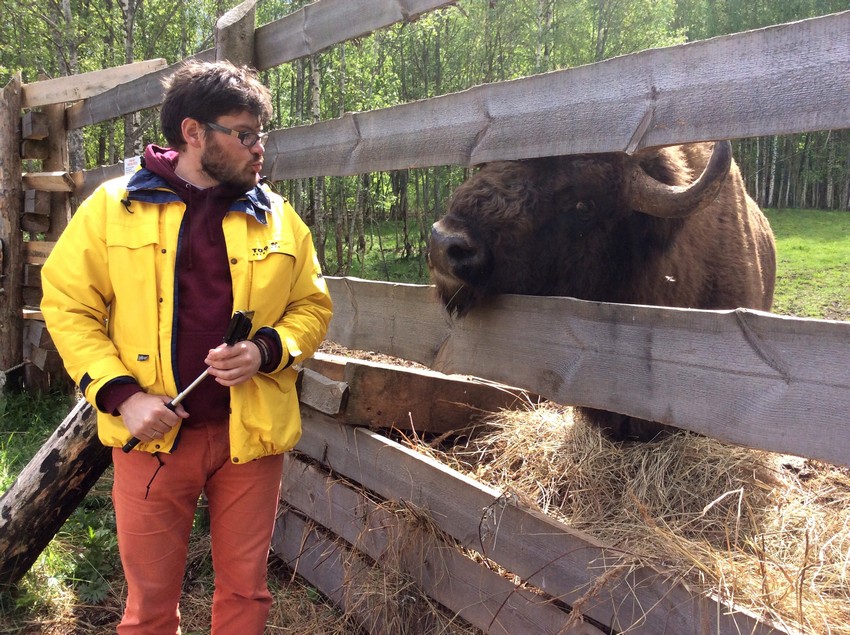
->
[575, 200, 596, 222]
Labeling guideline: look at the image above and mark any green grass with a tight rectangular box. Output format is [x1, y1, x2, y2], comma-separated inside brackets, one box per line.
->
[765, 208, 850, 320]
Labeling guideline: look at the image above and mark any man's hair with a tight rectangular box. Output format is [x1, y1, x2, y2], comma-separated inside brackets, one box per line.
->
[160, 60, 273, 149]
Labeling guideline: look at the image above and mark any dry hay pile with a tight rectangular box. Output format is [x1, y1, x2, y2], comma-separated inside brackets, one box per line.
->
[411, 401, 850, 635]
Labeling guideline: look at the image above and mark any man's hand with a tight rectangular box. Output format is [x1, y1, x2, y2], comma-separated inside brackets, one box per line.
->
[205, 340, 262, 386]
[118, 392, 188, 442]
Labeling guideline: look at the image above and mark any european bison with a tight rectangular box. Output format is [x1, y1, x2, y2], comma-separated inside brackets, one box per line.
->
[427, 141, 776, 440]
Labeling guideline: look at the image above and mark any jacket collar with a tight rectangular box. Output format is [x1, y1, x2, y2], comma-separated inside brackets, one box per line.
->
[125, 168, 271, 225]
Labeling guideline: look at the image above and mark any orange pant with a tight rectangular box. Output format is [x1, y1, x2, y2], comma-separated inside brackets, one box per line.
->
[112, 423, 285, 635]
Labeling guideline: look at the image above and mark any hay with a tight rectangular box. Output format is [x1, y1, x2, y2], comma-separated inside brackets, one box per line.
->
[415, 401, 850, 635]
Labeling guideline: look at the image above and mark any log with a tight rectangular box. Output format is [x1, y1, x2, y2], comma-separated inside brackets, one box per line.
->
[0, 398, 109, 587]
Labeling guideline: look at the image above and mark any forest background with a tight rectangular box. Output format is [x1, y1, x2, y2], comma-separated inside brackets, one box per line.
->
[1, 0, 848, 282]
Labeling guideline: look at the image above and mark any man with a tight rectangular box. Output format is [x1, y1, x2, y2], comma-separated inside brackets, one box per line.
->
[41, 60, 333, 634]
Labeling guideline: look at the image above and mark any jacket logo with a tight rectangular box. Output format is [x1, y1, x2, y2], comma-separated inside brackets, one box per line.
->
[251, 241, 281, 257]
[137, 354, 149, 361]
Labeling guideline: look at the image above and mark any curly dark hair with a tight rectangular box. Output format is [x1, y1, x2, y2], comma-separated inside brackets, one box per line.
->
[160, 59, 273, 149]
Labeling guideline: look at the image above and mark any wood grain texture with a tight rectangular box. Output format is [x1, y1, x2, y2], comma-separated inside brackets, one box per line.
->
[294, 410, 788, 635]
[325, 277, 850, 469]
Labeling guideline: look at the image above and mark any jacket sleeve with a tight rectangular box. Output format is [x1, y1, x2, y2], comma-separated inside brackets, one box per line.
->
[40, 185, 134, 406]
[267, 206, 333, 372]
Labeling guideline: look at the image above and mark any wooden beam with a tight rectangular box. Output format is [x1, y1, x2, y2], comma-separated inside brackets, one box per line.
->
[21, 111, 48, 140]
[21, 172, 75, 192]
[303, 353, 533, 433]
[0, 73, 24, 378]
[254, 0, 457, 70]
[324, 277, 850, 469]
[294, 411, 789, 635]
[266, 11, 850, 178]
[21, 59, 168, 108]
[281, 456, 604, 635]
[24, 241, 56, 265]
[215, 0, 258, 66]
[66, 50, 216, 130]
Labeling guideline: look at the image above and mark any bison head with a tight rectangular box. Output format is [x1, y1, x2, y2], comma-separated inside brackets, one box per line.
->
[427, 141, 733, 316]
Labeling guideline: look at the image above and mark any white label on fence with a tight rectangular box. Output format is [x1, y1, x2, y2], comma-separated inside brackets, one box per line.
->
[123, 156, 141, 176]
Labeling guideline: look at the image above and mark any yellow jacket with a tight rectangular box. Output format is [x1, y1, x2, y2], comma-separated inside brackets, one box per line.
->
[41, 173, 332, 463]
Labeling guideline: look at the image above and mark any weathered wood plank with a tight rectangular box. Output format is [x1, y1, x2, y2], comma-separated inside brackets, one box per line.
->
[281, 455, 604, 635]
[272, 508, 419, 635]
[65, 50, 216, 130]
[215, 0, 257, 66]
[266, 11, 850, 178]
[21, 60, 168, 108]
[0, 73, 24, 376]
[303, 353, 532, 433]
[294, 410, 788, 635]
[75, 163, 125, 200]
[254, 0, 456, 70]
[21, 110, 48, 139]
[324, 277, 850, 469]
[24, 241, 56, 265]
[21, 172, 75, 192]
[298, 367, 348, 415]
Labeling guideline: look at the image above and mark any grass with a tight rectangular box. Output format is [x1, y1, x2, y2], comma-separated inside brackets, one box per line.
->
[765, 208, 850, 320]
[0, 207, 847, 632]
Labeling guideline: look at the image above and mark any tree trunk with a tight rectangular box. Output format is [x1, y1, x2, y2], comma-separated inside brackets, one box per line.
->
[0, 399, 110, 587]
[0, 74, 24, 386]
[310, 54, 327, 270]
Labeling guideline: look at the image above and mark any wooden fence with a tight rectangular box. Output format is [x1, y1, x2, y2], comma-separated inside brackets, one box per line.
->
[1, 1, 849, 633]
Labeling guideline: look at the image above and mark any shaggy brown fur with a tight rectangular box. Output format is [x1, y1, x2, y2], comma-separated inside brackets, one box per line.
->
[427, 142, 776, 440]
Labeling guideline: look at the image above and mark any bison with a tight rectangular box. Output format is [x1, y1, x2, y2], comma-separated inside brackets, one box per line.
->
[427, 141, 776, 441]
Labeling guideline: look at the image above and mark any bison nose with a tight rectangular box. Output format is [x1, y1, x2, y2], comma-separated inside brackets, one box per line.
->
[428, 222, 491, 283]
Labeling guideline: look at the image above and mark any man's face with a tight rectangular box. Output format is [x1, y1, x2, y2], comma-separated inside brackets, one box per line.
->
[200, 111, 265, 191]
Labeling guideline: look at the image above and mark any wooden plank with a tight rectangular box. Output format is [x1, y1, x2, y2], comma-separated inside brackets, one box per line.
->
[303, 353, 532, 433]
[21, 172, 75, 192]
[272, 508, 420, 634]
[294, 411, 789, 635]
[21, 214, 51, 234]
[0, 73, 24, 374]
[20, 139, 49, 160]
[325, 277, 850, 469]
[24, 241, 56, 265]
[254, 0, 457, 70]
[266, 12, 850, 179]
[22, 263, 42, 288]
[21, 59, 168, 108]
[281, 456, 604, 635]
[23, 190, 51, 216]
[215, 0, 258, 66]
[65, 50, 216, 130]
[21, 111, 48, 139]
[298, 367, 348, 415]
[75, 163, 125, 200]
[23, 309, 43, 320]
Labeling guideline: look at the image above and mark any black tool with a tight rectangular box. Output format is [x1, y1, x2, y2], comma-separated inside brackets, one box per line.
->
[121, 310, 255, 453]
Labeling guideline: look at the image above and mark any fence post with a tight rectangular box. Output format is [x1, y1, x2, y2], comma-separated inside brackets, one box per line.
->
[0, 73, 24, 390]
[216, 0, 259, 66]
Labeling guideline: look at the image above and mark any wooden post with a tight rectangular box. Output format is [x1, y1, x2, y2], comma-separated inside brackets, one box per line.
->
[0, 399, 109, 587]
[215, 0, 259, 66]
[0, 73, 24, 389]
[43, 100, 71, 240]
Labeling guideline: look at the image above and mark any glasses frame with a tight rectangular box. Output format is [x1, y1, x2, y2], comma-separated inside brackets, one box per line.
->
[204, 121, 269, 148]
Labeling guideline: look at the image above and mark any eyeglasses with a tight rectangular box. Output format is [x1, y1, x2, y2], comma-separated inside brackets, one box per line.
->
[204, 121, 269, 148]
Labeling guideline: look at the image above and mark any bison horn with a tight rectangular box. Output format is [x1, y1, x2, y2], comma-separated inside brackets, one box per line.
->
[624, 140, 732, 218]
